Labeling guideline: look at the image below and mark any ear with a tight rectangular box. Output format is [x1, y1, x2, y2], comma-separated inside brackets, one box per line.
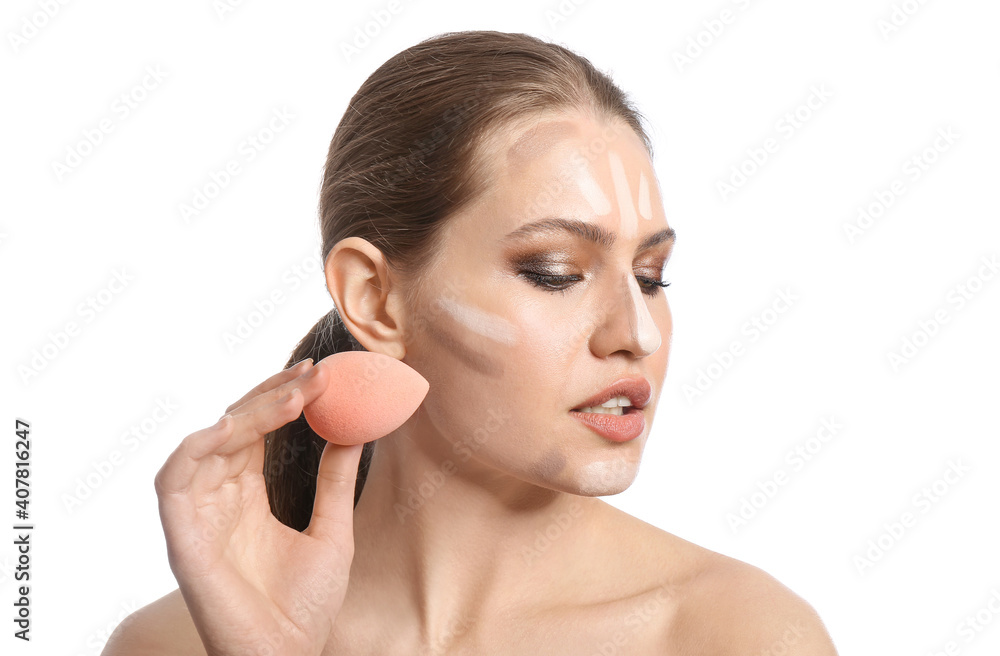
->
[324, 237, 407, 360]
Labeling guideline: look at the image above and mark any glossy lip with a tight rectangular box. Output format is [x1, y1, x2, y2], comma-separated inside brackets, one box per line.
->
[571, 377, 653, 411]
[570, 407, 645, 442]
[568, 376, 653, 443]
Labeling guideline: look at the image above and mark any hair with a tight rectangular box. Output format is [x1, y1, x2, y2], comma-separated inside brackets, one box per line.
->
[263, 29, 653, 531]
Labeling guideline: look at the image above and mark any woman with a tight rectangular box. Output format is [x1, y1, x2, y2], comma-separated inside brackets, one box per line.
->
[105, 30, 838, 655]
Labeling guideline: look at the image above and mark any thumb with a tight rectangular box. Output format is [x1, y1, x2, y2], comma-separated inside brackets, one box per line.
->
[304, 441, 365, 544]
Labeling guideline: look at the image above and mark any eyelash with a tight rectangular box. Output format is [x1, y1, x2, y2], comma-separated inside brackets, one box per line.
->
[519, 272, 671, 297]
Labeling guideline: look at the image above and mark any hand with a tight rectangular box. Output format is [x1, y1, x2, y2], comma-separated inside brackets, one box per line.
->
[154, 358, 362, 655]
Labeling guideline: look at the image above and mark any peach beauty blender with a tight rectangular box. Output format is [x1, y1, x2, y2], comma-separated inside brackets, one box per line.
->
[303, 351, 429, 445]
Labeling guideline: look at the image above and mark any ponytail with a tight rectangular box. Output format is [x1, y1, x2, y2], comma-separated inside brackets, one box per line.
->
[263, 308, 373, 530]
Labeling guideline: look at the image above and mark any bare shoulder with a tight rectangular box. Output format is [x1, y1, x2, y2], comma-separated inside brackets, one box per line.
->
[666, 546, 838, 654]
[595, 502, 838, 655]
[102, 588, 206, 656]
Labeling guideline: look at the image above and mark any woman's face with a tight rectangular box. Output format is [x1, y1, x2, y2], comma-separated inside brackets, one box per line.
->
[401, 110, 674, 497]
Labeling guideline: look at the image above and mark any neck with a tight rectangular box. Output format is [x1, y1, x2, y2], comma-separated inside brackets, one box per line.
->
[344, 420, 608, 647]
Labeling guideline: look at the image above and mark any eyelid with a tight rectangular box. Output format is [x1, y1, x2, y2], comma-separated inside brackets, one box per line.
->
[509, 242, 672, 281]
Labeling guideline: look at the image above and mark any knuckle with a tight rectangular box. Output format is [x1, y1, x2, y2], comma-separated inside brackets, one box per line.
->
[153, 467, 166, 495]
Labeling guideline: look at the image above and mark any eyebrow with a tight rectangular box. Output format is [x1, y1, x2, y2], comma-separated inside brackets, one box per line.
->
[501, 217, 676, 253]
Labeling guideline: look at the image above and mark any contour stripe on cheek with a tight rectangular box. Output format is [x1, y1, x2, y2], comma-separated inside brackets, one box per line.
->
[435, 296, 519, 346]
[638, 170, 652, 221]
[608, 150, 637, 240]
[573, 166, 612, 216]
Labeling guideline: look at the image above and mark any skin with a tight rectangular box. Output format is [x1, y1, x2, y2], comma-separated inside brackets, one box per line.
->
[104, 109, 839, 655]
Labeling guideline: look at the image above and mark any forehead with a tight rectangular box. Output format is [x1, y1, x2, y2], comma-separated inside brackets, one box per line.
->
[431, 110, 669, 264]
[493, 112, 663, 227]
[505, 116, 583, 168]
[502, 112, 646, 171]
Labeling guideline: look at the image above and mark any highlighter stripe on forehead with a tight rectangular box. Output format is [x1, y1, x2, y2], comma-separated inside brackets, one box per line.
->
[574, 166, 612, 216]
[607, 150, 638, 241]
[506, 120, 580, 167]
[638, 170, 652, 221]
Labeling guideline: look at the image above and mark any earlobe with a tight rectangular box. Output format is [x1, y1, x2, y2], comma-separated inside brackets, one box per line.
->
[324, 237, 407, 360]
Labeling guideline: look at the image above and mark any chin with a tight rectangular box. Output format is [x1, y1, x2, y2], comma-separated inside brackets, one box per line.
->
[570, 459, 640, 496]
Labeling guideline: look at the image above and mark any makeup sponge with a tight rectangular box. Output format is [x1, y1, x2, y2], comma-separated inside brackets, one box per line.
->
[302, 351, 429, 445]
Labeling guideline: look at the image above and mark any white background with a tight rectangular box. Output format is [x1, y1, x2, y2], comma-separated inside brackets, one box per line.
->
[2, 0, 999, 654]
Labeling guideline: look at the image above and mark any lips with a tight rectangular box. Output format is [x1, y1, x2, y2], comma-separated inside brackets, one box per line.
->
[569, 376, 653, 443]
[570, 408, 645, 442]
[571, 377, 652, 411]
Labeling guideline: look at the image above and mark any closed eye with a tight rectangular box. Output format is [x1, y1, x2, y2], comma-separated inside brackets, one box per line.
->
[519, 272, 670, 297]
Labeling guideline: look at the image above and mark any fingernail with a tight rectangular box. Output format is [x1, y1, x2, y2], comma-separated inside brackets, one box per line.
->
[303, 361, 322, 379]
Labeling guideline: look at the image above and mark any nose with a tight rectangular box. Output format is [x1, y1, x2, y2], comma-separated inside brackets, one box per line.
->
[588, 272, 662, 359]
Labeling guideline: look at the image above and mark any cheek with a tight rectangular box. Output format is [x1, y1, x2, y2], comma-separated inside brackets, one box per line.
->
[403, 284, 533, 433]
[504, 296, 585, 385]
[653, 299, 673, 357]
[405, 266, 518, 378]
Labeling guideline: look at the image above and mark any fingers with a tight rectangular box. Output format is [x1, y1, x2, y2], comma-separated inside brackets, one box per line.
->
[225, 357, 333, 422]
[214, 387, 307, 458]
[155, 359, 335, 498]
[225, 358, 313, 415]
[155, 415, 235, 496]
[155, 389, 301, 497]
[304, 441, 365, 545]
